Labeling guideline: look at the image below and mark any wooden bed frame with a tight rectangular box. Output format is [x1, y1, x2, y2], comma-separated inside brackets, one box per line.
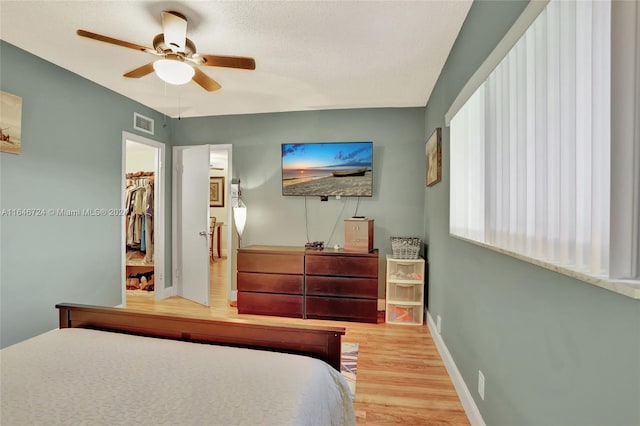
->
[56, 303, 345, 370]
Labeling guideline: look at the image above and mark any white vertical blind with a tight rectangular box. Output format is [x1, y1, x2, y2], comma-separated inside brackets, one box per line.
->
[574, 1, 593, 272]
[450, 0, 619, 278]
[608, 0, 637, 280]
[450, 87, 485, 242]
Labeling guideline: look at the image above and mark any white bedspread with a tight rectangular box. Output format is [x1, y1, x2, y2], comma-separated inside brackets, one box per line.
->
[1, 328, 356, 426]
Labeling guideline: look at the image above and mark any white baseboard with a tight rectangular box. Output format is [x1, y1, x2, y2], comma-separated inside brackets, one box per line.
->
[426, 311, 486, 426]
[164, 285, 177, 298]
[153, 283, 177, 300]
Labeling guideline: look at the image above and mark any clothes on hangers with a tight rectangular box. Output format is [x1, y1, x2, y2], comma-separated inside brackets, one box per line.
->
[124, 173, 154, 262]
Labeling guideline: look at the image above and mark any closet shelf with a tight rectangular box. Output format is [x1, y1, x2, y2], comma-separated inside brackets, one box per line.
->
[126, 260, 154, 267]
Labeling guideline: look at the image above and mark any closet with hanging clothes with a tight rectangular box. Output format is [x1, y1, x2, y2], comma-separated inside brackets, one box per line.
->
[125, 171, 155, 292]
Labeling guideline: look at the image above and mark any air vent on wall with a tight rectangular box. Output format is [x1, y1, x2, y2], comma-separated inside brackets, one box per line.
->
[133, 112, 154, 135]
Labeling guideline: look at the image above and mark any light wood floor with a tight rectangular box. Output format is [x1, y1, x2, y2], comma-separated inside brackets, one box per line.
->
[126, 259, 470, 425]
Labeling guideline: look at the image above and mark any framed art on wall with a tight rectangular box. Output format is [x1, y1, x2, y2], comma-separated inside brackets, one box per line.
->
[426, 127, 442, 187]
[210, 176, 225, 207]
[1, 91, 22, 155]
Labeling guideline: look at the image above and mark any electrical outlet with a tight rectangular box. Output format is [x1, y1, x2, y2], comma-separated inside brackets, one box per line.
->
[478, 370, 485, 400]
[436, 315, 442, 334]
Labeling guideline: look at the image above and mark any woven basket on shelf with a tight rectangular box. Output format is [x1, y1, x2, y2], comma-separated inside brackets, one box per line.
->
[390, 237, 421, 259]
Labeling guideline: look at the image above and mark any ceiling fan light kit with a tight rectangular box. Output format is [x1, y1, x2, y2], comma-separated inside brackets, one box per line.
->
[153, 59, 194, 85]
[76, 10, 256, 92]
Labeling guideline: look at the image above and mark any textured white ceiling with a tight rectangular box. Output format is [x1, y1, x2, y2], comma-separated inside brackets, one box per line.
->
[0, 1, 471, 118]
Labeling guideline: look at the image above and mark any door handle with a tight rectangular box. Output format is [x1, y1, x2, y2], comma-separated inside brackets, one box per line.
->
[199, 231, 208, 236]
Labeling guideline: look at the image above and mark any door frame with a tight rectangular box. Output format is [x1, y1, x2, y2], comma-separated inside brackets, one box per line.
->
[121, 131, 167, 305]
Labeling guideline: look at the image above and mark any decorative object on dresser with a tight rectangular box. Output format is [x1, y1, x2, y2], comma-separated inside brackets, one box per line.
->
[344, 218, 374, 252]
[305, 241, 325, 250]
[237, 245, 379, 323]
[385, 256, 425, 325]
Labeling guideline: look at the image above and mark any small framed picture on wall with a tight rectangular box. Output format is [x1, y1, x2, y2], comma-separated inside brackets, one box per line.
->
[1, 90, 22, 155]
[426, 127, 442, 187]
[210, 176, 225, 207]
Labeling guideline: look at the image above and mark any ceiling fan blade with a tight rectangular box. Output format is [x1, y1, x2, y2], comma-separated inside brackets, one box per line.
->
[162, 11, 187, 53]
[77, 29, 155, 54]
[200, 55, 256, 70]
[123, 63, 155, 78]
[192, 68, 222, 92]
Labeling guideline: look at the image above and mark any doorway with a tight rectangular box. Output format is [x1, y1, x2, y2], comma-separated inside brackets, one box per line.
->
[172, 144, 233, 306]
[209, 146, 232, 302]
[121, 132, 166, 306]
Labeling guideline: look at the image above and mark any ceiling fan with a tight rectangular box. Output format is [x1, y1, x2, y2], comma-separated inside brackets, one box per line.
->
[77, 11, 255, 91]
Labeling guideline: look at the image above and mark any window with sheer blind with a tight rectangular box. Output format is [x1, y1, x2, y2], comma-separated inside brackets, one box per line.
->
[448, 0, 639, 285]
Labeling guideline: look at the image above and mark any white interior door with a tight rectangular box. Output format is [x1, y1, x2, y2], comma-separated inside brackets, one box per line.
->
[175, 145, 210, 306]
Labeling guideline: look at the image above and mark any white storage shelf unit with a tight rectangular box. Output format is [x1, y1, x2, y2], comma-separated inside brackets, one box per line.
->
[385, 257, 425, 325]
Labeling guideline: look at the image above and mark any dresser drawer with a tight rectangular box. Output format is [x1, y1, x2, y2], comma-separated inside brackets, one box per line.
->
[306, 276, 377, 299]
[237, 292, 303, 318]
[306, 296, 377, 323]
[237, 252, 304, 274]
[237, 272, 303, 294]
[305, 254, 378, 278]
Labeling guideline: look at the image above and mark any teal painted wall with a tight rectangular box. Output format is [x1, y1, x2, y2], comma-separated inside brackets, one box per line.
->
[2, 5, 639, 424]
[0, 41, 172, 348]
[173, 108, 426, 257]
[424, 2, 640, 425]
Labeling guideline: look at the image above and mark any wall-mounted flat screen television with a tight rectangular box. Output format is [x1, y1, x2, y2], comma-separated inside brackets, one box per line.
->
[281, 141, 373, 197]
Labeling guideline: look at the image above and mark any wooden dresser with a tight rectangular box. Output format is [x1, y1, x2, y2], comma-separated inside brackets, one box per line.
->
[237, 246, 305, 318]
[305, 249, 378, 323]
[237, 246, 379, 323]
